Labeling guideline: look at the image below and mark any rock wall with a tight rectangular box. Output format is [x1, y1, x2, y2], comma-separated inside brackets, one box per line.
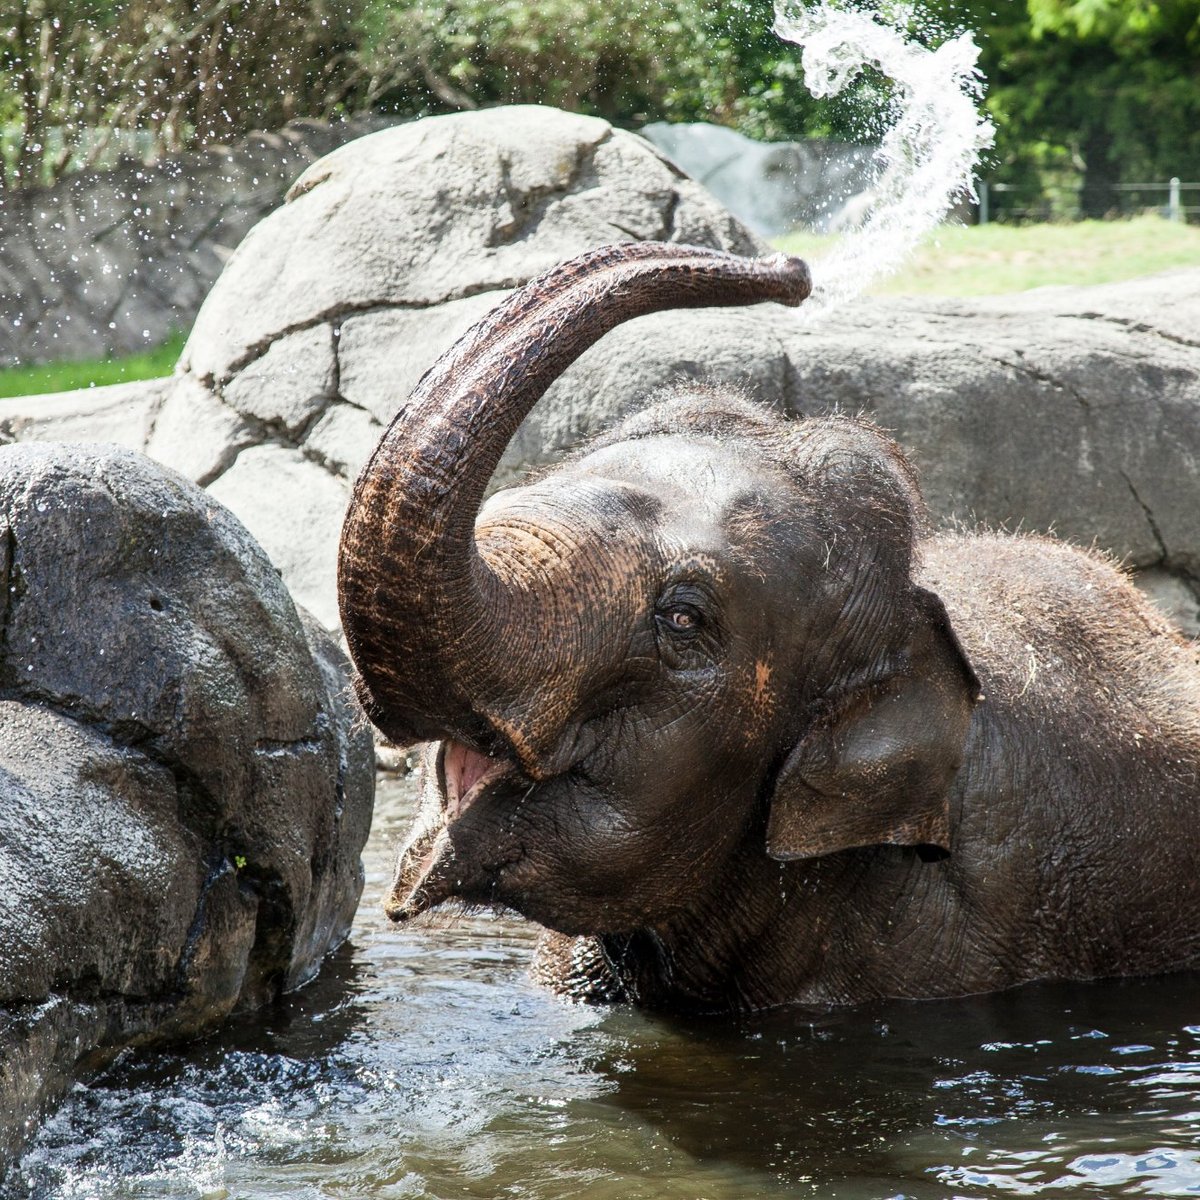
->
[0, 117, 390, 367]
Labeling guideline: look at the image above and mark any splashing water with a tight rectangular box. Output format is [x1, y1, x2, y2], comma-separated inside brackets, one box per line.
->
[773, 0, 995, 320]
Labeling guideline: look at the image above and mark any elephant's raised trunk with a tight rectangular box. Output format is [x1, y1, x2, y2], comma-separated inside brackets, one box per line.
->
[337, 241, 812, 749]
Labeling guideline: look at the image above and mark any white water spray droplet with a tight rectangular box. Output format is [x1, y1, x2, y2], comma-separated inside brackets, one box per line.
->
[773, 0, 995, 321]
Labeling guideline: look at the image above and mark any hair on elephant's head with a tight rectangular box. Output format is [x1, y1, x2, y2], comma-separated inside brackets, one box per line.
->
[338, 242, 979, 943]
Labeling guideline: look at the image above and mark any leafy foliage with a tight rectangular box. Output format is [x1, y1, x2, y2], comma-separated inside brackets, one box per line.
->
[0, 0, 358, 188]
[927, 0, 1200, 216]
[348, 0, 876, 141]
[1, 0, 1197, 214]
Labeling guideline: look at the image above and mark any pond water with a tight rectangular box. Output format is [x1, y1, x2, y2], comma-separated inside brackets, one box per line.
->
[8, 774, 1200, 1200]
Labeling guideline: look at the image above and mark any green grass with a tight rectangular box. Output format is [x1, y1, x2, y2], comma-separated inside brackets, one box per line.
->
[773, 215, 1200, 296]
[0, 332, 186, 400]
[3, 219, 1198, 401]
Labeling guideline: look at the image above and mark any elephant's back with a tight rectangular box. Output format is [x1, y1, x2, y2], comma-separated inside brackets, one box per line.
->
[919, 530, 1199, 735]
[919, 529, 1200, 980]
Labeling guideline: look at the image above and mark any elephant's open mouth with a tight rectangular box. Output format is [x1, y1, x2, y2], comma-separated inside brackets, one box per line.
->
[438, 739, 514, 821]
[383, 740, 524, 923]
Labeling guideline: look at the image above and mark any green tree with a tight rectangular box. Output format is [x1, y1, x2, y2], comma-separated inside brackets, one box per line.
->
[1025, 0, 1200, 214]
[0, 1, 359, 189]
[346, 0, 882, 141]
[930, 0, 1200, 217]
[5, 0, 1197, 216]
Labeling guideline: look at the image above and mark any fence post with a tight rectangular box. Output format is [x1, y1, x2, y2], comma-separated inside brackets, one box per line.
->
[979, 180, 989, 225]
[1169, 177, 1182, 222]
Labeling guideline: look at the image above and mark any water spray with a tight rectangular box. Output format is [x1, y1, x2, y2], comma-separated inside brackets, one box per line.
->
[773, 0, 995, 320]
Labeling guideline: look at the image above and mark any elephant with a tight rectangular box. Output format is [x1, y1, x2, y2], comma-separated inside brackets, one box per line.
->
[338, 241, 1200, 1014]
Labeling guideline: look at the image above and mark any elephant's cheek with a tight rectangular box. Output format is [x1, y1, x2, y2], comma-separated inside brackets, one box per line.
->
[491, 837, 679, 937]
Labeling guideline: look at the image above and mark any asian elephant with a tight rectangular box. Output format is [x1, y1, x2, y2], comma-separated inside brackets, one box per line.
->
[338, 241, 1200, 1014]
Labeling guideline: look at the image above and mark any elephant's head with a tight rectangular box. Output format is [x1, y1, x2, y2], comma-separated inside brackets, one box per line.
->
[338, 242, 979, 943]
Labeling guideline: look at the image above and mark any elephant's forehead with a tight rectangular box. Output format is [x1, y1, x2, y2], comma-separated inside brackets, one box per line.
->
[478, 472, 659, 534]
[476, 436, 791, 578]
[573, 435, 776, 516]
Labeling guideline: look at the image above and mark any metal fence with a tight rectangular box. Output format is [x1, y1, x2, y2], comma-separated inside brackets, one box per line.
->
[978, 178, 1200, 224]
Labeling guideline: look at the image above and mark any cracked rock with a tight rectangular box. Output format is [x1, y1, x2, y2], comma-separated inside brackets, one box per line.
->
[222, 323, 338, 434]
[338, 293, 506, 425]
[303, 402, 384, 481]
[0, 443, 374, 1167]
[146, 374, 255, 485]
[180, 105, 766, 385]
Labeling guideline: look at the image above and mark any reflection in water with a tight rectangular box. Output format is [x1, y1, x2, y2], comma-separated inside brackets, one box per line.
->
[7, 775, 1200, 1199]
[589, 985, 1200, 1197]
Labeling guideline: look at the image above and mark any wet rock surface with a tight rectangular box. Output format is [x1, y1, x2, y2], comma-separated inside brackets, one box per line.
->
[0, 105, 1195, 634]
[0, 443, 374, 1167]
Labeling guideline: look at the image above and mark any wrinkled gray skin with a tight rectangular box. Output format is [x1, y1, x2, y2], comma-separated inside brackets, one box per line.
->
[339, 243, 1200, 1014]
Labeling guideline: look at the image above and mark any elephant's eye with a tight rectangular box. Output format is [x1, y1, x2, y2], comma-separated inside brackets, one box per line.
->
[657, 604, 703, 636]
[653, 586, 716, 671]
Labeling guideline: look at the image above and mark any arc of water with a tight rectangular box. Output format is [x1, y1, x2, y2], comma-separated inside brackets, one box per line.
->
[773, 1, 995, 321]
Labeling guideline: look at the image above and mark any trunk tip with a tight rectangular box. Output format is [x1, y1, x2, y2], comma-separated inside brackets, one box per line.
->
[764, 252, 813, 306]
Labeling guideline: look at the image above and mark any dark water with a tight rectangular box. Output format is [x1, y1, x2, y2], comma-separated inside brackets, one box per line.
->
[8, 776, 1200, 1199]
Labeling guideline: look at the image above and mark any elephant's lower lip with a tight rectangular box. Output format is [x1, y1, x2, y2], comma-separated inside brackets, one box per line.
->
[383, 821, 524, 923]
[383, 827, 454, 922]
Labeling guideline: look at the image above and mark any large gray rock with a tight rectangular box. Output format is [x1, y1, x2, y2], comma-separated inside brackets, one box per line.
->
[640, 121, 878, 236]
[181, 105, 765, 387]
[783, 272, 1200, 589]
[0, 443, 374, 1166]
[0, 105, 1195, 635]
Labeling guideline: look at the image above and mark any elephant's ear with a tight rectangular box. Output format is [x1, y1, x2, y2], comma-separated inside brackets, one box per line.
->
[766, 588, 980, 861]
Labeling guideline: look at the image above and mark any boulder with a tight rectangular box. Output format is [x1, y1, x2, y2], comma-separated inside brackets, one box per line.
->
[0, 443, 374, 1166]
[0, 105, 1195, 635]
[180, 105, 765, 387]
[784, 268, 1200, 594]
[640, 121, 878, 235]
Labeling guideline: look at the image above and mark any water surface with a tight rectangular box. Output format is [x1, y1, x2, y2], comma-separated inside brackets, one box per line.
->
[9, 775, 1200, 1199]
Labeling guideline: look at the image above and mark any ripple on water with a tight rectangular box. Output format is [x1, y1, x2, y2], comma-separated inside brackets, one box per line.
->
[8, 775, 1200, 1200]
